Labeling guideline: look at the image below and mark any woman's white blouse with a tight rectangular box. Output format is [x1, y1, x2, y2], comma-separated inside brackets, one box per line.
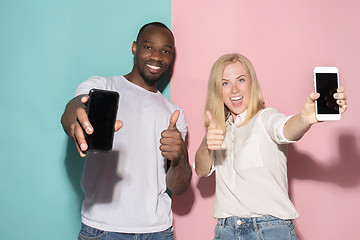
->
[211, 108, 299, 220]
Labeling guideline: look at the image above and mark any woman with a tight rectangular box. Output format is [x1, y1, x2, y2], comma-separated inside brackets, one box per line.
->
[195, 53, 347, 240]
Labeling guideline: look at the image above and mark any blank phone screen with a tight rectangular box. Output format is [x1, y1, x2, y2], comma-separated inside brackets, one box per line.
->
[316, 73, 339, 114]
[86, 89, 119, 151]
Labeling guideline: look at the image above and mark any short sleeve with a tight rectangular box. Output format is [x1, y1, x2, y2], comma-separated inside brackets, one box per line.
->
[176, 108, 188, 141]
[74, 76, 107, 96]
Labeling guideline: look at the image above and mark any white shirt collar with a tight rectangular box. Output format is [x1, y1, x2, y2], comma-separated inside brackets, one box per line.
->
[226, 109, 248, 126]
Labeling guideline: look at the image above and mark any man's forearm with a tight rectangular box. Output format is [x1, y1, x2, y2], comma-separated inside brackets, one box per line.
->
[166, 141, 192, 195]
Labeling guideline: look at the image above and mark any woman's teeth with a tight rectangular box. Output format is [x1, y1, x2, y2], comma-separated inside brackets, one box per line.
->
[231, 96, 243, 101]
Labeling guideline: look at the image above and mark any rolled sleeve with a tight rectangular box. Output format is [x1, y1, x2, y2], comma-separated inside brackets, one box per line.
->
[260, 108, 297, 144]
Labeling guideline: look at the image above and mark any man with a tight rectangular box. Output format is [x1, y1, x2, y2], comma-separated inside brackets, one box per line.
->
[61, 22, 192, 240]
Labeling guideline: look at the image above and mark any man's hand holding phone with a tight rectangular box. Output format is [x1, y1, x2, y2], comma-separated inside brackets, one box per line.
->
[61, 92, 123, 157]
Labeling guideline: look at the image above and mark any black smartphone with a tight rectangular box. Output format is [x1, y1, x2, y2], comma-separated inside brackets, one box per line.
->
[86, 89, 119, 151]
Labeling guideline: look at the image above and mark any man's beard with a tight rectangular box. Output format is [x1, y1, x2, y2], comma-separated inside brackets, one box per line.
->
[139, 70, 159, 87]
[135, 57, 165, 86]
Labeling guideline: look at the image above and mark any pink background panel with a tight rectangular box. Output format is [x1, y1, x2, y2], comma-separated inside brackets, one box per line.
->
[171, 1, 360, 240]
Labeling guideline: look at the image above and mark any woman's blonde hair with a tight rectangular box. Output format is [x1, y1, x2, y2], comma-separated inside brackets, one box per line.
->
[204, 53, 264, 130]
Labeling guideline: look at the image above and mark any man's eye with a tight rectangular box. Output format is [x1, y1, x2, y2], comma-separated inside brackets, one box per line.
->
[163, 50, 171, 54]
[144, 46, 152, 50]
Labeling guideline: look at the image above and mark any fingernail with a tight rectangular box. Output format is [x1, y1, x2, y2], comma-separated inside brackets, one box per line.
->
[86, 126, 93, 134]
[80, 143, 87, 151]
[84, 122, 93, 133]
[334, 93, 339, 98]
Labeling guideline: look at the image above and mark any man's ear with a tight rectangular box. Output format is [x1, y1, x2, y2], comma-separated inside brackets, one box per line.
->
[132, 41, 137, 56]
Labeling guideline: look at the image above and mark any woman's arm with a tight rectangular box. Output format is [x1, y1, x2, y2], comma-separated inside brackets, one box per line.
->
[195, 111, 224, 177]
[195, 138, 214, 177]
[284, 87, 347, 141]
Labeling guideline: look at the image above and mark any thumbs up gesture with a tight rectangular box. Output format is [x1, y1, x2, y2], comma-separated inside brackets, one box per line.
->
[206, 111, 224, 150]
[160, 110, 183, 161]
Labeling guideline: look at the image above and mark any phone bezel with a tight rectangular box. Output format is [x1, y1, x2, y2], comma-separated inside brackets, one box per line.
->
[313, 66, 341, 121]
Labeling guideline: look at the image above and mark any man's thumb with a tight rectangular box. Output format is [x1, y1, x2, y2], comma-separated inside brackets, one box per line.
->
[168, 110, 180, 129]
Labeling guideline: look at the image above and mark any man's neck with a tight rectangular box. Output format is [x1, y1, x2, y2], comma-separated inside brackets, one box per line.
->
[124, 72, 158, 93]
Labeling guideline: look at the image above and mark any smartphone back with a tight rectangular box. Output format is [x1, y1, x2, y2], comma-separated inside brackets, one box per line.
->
[86, 89, 119, 151]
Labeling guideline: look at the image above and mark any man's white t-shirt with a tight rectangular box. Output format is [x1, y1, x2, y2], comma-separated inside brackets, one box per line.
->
[75, 75, 187, 233]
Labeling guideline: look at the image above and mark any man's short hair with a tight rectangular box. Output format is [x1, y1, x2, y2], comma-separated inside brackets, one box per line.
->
[136, 22, 172, 43]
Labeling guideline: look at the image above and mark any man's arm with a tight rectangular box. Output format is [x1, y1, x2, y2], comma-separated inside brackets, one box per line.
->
[160, 110, 192, 195]
[165, 140, 192, 195]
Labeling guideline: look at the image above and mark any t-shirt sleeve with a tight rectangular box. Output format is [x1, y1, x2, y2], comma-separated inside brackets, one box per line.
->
[74, 76, 107, 96]
[175, 108, 188, 141]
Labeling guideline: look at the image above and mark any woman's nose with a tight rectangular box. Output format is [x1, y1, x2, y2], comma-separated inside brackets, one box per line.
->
[231, 83, 240, 93]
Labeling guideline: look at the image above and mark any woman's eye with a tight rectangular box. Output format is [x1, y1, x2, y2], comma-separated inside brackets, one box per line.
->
[222, 82, 229, 86]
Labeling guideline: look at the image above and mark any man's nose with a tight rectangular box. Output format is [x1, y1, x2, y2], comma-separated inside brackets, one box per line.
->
[150, 50, 163, 61]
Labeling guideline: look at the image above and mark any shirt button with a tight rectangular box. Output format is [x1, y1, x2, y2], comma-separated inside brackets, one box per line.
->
[236, 220, 242, 225]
